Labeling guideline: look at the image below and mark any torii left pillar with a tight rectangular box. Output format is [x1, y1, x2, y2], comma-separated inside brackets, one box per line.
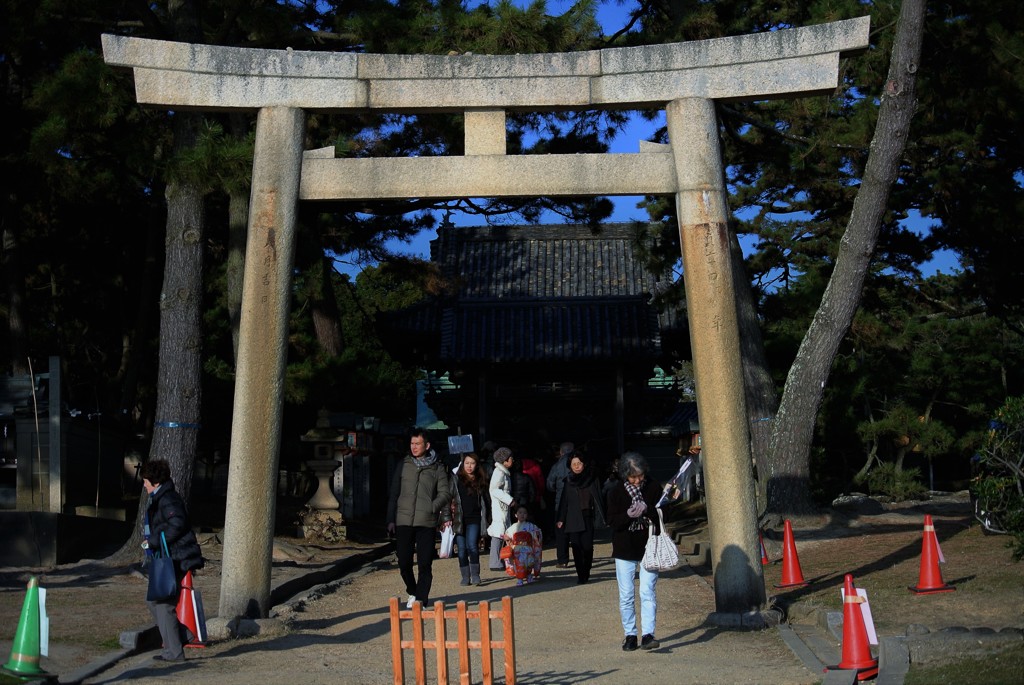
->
[219, 106, 306, 619]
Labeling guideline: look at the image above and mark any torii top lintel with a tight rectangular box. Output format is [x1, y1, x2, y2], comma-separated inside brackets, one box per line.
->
[101, 17, 868, 113]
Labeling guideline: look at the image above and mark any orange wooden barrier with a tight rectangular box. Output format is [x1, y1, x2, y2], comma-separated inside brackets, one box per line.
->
[389, 596, 516, 685]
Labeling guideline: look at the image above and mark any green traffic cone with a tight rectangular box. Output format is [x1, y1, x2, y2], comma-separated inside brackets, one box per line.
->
[2, 576, 49, 678]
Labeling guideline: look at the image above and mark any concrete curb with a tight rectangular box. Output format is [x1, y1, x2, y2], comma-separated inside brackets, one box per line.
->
[778, 622, 826, 673]
[779, 602, 897, 684]
[778, 599, 1024, 685]
[904, 625, 1024, 665]
[876, 636, 910, 685]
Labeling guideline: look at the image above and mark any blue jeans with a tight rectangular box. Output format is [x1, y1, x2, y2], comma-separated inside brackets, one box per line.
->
[456, 521, 481, 566]
[615, 558, 658, 637]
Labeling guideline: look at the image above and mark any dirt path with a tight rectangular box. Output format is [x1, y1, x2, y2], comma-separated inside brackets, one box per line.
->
[2, 492, 1021, 684]
[78, 539, 817, 685]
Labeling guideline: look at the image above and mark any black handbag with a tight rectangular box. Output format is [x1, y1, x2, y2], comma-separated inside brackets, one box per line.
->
[147, 532, 179, 601]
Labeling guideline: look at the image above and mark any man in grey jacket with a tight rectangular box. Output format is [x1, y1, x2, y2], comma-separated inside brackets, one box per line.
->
[387, 428, 453, 608]
[545, 441, 575, 567]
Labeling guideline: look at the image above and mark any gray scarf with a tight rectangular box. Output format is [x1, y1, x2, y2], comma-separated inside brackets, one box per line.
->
[412, 449, 437, 468]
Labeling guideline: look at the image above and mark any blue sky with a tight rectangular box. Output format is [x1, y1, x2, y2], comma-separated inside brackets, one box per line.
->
[334, 1, 960, 279]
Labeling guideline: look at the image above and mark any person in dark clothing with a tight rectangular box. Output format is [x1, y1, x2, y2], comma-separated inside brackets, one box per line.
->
[545, 441, 575, 567]
[511, 458, 537, 522]
[477, 440, 497, 482]
[556, 450, 605, 584]
[606, 451, 663, 652]
[602, 457, 622, 503]
[451, 452, 489, 586]
[140, 459, 204, 662]
[520, 454, 545, 517]
[386, 428, 453, 608]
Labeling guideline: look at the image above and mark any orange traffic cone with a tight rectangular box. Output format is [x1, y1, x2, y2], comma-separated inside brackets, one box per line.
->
[909, 514, 955, 595]
[175, 571, 208, 647]
[759, 531, 770, 565]
[2, 577, 50, 679]
[774, 520, 808, 588]
[830, 574, 878, 681]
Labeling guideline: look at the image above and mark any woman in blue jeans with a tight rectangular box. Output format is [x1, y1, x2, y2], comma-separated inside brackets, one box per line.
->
[605, 451, 663, 651]
[452, 453, 489, 586]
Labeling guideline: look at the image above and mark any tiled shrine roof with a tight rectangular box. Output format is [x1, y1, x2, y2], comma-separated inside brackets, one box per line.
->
[382, 223, 687, 367]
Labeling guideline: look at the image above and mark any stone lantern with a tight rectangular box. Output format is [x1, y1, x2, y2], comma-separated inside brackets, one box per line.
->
[298, 409, 349, 540]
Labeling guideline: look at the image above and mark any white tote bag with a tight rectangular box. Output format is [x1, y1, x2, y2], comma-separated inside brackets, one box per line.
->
[641, 507, 679, 572]
[438, 526, 455, 559]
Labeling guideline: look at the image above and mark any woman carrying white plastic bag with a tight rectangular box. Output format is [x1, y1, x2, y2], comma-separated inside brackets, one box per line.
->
[438, 525, 455, 559]
[605, 452, 665, 652]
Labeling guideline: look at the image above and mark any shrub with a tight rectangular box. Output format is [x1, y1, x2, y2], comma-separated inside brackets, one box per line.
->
[973, 397, 1024, 561]
[866, 462, 928, 501]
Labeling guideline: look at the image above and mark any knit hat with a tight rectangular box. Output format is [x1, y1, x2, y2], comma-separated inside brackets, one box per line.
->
[493, 447, 513, 463]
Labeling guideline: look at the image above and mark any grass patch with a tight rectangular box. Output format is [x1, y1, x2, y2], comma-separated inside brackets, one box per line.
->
[98, 636, 122, 650]
[904, 645, 1024, 685]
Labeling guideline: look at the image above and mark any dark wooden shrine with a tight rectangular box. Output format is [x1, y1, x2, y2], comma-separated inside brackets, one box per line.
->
[382, 222, 693, 469]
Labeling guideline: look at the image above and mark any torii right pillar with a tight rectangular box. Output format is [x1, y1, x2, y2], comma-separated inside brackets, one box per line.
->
[668, 98, 767, 621]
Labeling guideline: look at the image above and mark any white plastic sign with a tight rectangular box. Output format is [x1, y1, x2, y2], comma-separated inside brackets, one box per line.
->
[840, 586, 878, 645]
[447, 434, 474, 455]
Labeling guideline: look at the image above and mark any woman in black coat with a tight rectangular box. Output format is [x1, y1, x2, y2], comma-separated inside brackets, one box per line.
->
[555, 450, 605, 584]
[141, 459, 204, 662]
[451, 452, 490, 586]
[605, 451, 663, 652]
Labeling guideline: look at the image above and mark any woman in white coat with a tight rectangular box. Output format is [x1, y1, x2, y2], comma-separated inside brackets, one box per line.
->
[486, 447, 515, 571]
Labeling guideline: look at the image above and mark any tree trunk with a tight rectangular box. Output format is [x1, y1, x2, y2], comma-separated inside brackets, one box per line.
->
[894, 445, 908, 472]
[149, 139, 205, 503]
[227, 190, 247, 362]
[104, 0, 208, 567]
[763, 0, 926, 515]
[108, 113, 205, 565]
[730, 227, 778, 515]
[854, 441, 878, 485]
[226, 112, 250, 363]
[311, 254, 343, 357]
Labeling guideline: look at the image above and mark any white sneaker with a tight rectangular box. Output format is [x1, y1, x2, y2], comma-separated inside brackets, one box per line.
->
[406, 595, 417, 609]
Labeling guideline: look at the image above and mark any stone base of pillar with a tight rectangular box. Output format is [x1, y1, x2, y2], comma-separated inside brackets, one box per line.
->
[206, 616, 288, 641]
[706, 609, 782, 630]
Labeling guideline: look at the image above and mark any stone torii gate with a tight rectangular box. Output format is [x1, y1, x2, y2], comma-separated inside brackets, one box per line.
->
[102, 16, 869, 627]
